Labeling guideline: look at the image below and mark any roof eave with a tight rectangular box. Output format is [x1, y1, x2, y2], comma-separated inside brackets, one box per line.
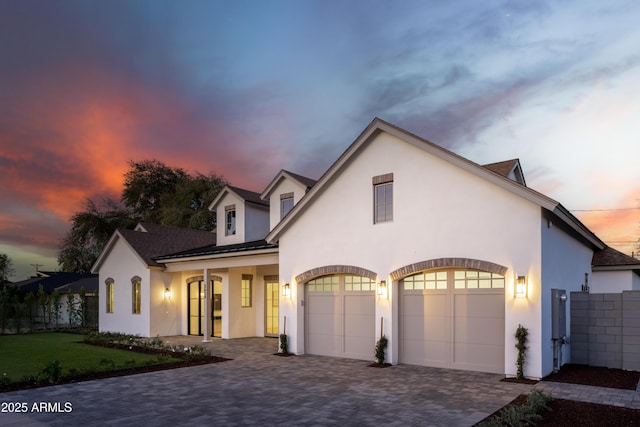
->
[159, 247, 279, 264]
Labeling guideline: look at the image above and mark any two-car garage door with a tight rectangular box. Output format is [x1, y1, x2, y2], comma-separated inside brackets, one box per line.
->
[304, 269, 505, 374]
[400, 270, 505, 374]
[305, 275, 375, 361]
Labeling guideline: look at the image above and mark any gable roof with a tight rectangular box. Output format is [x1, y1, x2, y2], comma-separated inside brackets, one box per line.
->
[592, 246, 640, 271]
[260, 169, 317, 200]
[482, 159, 526, 186]
[208, 185, 269, 211]
[265, 117, 605, 250]
[91, 223, 217, 272]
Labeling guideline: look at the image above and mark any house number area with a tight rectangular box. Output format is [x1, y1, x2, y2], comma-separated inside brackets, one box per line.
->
[1, 401, 73, 413]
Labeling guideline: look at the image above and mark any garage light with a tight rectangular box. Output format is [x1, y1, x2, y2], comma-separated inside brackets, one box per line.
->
[378, 280, 387, 297]
[515, 276, 527, 298]
[164, 287, 172, 301]
[282, 283, 291, 298]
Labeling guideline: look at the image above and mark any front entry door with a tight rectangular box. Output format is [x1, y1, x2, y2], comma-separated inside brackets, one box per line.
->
[189, 280, 223, 337]
[265, 281, 279, 336]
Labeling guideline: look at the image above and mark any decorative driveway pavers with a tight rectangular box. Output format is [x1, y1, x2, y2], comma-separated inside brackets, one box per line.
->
[0, 337, 539, 426]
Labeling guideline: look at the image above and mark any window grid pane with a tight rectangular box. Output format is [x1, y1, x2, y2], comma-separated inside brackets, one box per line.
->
[374, 182, 393, 223]
[241, 279, 252, 307]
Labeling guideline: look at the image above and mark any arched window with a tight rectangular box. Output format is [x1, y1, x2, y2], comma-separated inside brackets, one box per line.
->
[131, 277, 141, 314]
[105, 278, 114, 313]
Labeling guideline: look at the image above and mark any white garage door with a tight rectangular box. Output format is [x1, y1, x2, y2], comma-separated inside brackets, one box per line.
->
[305, 275, 375, 360]
[400, 269, 505, 374]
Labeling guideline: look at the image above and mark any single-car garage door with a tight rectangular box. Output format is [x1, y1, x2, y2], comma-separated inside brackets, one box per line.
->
[400, 269, 505, 374]
[305, 275, 375, 360]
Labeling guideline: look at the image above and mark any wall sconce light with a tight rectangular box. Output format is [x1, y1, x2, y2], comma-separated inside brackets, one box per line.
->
[515, 276, 527, 298]
[377, 280, 387, 297]
[164, 287, 172, 300]
[282, 283, 291, 298]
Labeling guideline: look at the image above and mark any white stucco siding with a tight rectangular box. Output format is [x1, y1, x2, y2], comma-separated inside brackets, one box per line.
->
[591, 270, 640, 293]
[268, 178, 308, 230]
[278, 132, 543, 371]
[98, 236, 151, 336]
[245, 204, 269, 241]
[216, 192, 245, 245]
[149, 269, 181, 337]
[540, 213, 594, 378]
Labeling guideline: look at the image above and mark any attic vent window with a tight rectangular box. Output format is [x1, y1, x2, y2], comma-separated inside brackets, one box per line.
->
[225, 205, 236, 236]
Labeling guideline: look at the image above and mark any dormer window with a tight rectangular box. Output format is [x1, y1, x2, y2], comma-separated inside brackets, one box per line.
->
[225, 205, 236, 236]
[280, 192, 294, 219]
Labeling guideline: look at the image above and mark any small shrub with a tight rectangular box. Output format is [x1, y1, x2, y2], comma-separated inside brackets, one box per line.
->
[479, 390, 552, 427]
[374, 335, 388, 364]
[41, 360, 63, 384]
[515, 324, 529, 379]
[1, 373, 11, 386]
[279, 334, 288, 354]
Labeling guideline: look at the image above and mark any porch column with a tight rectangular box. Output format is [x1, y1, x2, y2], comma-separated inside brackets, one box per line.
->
[202, 269, 212, 342]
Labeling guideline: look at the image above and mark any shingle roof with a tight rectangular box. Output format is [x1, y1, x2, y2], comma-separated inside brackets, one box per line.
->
[228, 186, 269, 207]
[155, 239, 278, 261]
[282, 170, 317, 190]
[483, 159, 519, 177]
[592, 246, 640, 268]
[12, 272, 97, 293]
[119, 223, 217, 267]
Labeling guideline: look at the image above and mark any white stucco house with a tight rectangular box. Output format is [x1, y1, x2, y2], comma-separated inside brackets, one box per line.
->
[92, 118, 640, 379]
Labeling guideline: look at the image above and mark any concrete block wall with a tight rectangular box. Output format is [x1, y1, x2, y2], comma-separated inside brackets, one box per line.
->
[570, 291, 640, 371]
[622, 291, 640, 371]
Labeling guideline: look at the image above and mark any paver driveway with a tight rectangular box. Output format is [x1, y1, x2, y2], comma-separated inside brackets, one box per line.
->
[1, 337, 533, 426]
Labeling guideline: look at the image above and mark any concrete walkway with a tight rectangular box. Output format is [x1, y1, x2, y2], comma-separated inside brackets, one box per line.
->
[1, 337, 638, 426]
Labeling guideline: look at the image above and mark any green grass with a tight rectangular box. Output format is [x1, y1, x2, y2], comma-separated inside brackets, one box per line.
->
[0, 332, 179, 382]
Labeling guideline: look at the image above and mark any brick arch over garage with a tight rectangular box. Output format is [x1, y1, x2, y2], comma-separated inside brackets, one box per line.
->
[295, 265, 377, 284]
[390, 258, 508, 281]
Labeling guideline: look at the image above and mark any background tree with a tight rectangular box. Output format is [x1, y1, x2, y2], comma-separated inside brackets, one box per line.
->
[58, 199, 135, 272]
[58, 160, 227, 272]
[0, 253, 15, 284]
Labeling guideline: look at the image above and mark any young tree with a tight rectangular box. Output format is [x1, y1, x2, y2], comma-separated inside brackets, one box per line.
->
[0, 253, 15, 284]
[37, 284, 49, 330]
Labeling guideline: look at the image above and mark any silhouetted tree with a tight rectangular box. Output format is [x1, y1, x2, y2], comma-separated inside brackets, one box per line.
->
[58, 160, 227, 272]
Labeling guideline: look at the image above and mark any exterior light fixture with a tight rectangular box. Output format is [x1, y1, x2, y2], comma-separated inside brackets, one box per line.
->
[164, 287, 172, 300]
[378, 280, 387, 297]
[282, 283, 291, 298]
[515, 276, 527, 298]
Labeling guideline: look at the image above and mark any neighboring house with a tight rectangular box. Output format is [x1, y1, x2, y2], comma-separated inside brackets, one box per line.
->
[591, 247, 640, 292]
[10, 271, 98, 328]
[92, 118, 637, 379]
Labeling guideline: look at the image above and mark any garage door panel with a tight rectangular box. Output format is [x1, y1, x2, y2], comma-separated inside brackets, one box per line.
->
[453, 343, 504, 373]
[454, 317, 504, 345]
[344, 294, 374, 314]
[402, 339, 448, 367]
[308, 313, 342, 335]
[307, 332, 343, 357]
[454, 293, 504, 316]
[307, 294, 342, 315]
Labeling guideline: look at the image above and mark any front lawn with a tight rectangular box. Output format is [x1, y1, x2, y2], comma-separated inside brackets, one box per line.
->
[0, 332, 179, 384]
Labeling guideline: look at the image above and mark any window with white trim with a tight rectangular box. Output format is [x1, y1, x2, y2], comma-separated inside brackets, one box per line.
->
[225, 205, 236, 236]
[280, 193, 294, 219]
[241, 275, 252, 307]
[131, 277, 141, 314]
[105, 278, 114, 313]
[373, 173, 393, 223]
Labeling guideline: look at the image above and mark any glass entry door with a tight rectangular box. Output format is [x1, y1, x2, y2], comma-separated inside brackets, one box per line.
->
[189, 280, 222, 337]
[265, 281, 279, 336]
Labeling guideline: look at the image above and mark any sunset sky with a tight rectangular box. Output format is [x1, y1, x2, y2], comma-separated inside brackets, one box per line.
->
[2, 0, 639, 280]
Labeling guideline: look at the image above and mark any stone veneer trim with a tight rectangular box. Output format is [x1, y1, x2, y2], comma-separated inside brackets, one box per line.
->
[389, 258, 508, 281]
[295, 265, 378, 284]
